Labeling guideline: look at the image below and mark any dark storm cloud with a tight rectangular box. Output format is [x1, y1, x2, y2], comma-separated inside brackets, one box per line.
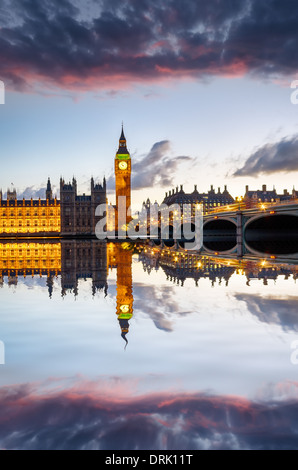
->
[132, 141, 193, 190]
[234, 135, 298, 176]
[1, 380, 298, 449]
[1, 0, 298, 92]
[235, 294, 298, 332]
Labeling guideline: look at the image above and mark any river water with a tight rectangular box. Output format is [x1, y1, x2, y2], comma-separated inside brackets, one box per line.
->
[0, 240, 298, 450]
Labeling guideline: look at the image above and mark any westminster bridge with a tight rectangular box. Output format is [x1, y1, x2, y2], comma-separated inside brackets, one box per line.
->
[202, 199, 298, 258]
[152, 199, 298, 259]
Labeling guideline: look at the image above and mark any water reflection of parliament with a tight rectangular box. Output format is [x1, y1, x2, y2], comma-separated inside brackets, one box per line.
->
[0, 240, 134, 345]
[1, 240, 298, 345]
[62, 241, 134, 347]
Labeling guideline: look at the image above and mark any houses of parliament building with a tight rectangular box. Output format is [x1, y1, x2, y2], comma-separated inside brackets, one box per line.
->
[0, 127, 235, 238]
[0, 127, 130, 238]
[0, 176, 106, 238]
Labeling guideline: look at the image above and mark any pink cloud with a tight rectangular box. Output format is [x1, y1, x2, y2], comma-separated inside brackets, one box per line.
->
[1, 0, 297, 95]
[0, 378, 298, 449]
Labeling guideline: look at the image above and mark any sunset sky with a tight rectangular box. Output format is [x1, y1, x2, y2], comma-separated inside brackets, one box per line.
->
[1, 0, 298, 209]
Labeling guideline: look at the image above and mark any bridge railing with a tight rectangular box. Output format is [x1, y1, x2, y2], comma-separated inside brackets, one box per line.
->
[206, 198, 298, 215]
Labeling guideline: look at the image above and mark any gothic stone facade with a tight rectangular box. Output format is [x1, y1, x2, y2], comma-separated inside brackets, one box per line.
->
[0, 176, 107, 238]
[60, 177, 106, 237]
[0, 182, 60, 237]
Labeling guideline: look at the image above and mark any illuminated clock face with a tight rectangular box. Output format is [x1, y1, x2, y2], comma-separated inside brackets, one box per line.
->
[118, 161, 128, 170]
[120, 305, 130, 314]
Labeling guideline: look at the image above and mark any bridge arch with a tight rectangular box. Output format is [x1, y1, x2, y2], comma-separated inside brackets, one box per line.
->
[244, 213, 298, 255]
[244, 211, 298, 232]
[203, 217, 237, 254]
[203, 217, 237, 230]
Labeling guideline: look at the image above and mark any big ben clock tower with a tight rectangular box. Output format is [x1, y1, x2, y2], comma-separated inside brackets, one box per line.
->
[115, 125, 131, 234]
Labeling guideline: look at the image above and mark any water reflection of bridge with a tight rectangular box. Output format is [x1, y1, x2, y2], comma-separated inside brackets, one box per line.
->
[140, 242, 298, 287]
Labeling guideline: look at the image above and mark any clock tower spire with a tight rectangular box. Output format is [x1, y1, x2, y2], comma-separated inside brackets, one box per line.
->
[118, 123, 128, 153]
[115, 125, 131, 235]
